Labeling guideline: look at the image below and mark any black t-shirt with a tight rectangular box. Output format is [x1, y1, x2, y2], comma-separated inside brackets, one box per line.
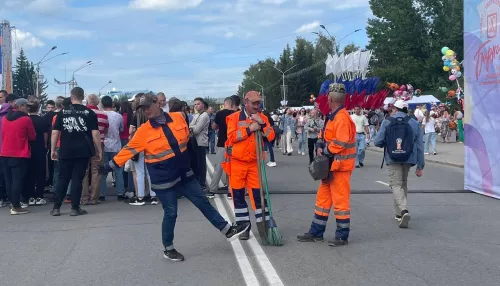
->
[53, 104, 98, 159]
[43, 111, 56, 148]
[29, 115, 49, 156]
[215, 109, 234, 147]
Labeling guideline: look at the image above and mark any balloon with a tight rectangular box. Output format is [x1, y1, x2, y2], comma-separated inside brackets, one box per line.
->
[407, 84, 414, 93]
[400, 85, 406, 91]
[442, 56, 448, 61]
[310, 94, 314, 98]
[455, 71, 462, 78]
[444, 60, 451, 66]
[441, 47, 449, 55]
[310, 98, 314, 103]
[449, 75, 456, 81]
[440, 87, 448, 92]
[443, 66, 450, 71]
[447, 90, 456, 98]
[445, 50, 455, 57]
[455, 66, 460, 71]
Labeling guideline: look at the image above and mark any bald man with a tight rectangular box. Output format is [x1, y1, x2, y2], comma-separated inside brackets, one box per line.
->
[157, 92, 169, 113]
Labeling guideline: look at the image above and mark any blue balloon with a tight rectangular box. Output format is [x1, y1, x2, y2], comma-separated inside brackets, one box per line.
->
[444, 60, 451, 66]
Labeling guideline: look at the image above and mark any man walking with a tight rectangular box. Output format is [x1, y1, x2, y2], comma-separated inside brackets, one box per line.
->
[210, 97, 235, 193]
[297, 83, 356, 246]
[304, 109, 324, 164]
[50, 87, 103, 216]
[99, 96, 125, 201]
[0, 90, 12, 207]
[374, 100, 424, 228]
[189, 97, 210, 194]
[350, 105, 370, 168]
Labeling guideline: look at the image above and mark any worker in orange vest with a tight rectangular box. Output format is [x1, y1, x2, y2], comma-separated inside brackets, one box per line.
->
[101, 93, 250, 262]
[297, 83, 356, 246]
[224, 91, 275, 240]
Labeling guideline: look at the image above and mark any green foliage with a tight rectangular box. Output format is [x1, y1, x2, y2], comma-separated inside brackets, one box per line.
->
[366, 0, 463, 91]
[342, 43, 360, 54]
[13, 48, 48, 105]
[203, 97, 219, 110]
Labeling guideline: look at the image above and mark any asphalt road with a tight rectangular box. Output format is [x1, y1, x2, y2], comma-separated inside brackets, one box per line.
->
[1, 144, 497, 286]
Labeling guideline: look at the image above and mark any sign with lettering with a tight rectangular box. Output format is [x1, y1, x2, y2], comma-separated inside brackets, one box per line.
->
[464, 0, 500, 198]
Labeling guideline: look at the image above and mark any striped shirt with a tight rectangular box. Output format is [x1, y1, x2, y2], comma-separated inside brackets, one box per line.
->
[87, 105, 109, 143]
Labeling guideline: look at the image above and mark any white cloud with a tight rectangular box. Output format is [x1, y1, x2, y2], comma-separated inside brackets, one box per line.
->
[224, 31, 234, 38]
[297, 0, 369, 10]
[295, 21, 320, 33]
[39, 28, 93, 40]
[13, 29, 45, 50]
[129, 0, 203, 11]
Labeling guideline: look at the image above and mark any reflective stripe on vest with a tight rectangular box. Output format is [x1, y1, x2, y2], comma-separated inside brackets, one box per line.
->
[145, 142, 187, 160]
[333, 139, 357, 148]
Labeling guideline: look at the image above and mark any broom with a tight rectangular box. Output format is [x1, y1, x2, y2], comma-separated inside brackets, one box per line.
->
[256, 130, 283, 246]
[255, 138, 268, 246]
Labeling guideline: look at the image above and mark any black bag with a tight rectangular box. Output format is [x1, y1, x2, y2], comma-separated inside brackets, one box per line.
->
[309, 156, 331, 181]
[385, 116, 414, 162]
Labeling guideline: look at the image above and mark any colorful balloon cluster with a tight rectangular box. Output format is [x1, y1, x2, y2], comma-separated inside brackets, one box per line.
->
[441, 47, 462, 81]
[387, 83, 420, 100]
[309, 94, 316, 103]
[439, 87, 463, 99]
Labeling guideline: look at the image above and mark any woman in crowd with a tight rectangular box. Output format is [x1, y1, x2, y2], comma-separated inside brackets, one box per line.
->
[440, 109, 450, 143]
[296, 108, 307, 156]
[422, 110, 437, 155]
[279, 108, 295, 156]
[262, 110, 277, 167]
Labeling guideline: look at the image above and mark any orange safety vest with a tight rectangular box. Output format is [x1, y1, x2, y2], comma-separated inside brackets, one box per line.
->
[111, 112, 193, 190]
[318, 108, 356, 172]
[223, 110, 275, 167]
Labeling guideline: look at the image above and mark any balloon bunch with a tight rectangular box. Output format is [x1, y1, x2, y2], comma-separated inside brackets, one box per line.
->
[387, 83, 417, 100]
[439, 87, 463, 100]
[441, 47, 462, 81]
[309, 94, 316, 103]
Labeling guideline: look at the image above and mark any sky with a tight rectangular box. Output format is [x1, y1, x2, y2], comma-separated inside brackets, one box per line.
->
[1, 0, 373, 100]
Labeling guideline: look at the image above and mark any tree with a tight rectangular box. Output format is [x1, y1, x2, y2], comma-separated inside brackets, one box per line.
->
[204, 97, 219, 110]
[13, 48, 49, 105]
[342, 43, 360, 54]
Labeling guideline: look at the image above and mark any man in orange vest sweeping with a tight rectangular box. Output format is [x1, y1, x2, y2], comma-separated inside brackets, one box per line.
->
[297, 83, 356, 247]
[101, 93, 250, 262]
[225, 91, 275, 240]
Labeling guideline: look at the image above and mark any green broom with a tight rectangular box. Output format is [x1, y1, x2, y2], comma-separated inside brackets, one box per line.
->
[256, 130, 283, 246]
[255, 137, 269, 246]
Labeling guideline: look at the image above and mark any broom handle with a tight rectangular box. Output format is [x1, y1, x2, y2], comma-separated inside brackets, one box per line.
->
[257, 131, 273, 215]
[256, 131, 267, 221]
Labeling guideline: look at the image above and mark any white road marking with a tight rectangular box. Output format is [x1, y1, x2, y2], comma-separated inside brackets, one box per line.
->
[376, 181, 390, 186]
[206, 157, 284, 286]
[207, 168, 260, 286]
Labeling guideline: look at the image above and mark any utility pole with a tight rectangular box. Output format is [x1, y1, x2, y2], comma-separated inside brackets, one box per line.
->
[272, 64, 299, 106]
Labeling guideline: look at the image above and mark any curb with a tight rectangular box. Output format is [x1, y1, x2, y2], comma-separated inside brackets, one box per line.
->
[366, 148, 464, 169]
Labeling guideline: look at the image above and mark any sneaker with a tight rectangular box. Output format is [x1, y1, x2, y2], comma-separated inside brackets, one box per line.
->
[50, 208, 61, 216]
[129, 197, 146, 206]
[35, 198, 47, 205]
[10, 207, 28, 215]
[359, 162, 364, 167]
[151, 197, 158, 205]
[163, 249, 185, 262]
[433, 152, 437, 155]
[328, 238, 348, 247]
[268, 162, 277, 167]
[395, 215, 402, 222]
[28, 198, 36, 206]
[302, 152, 306, 156]
[70, 208, 88, 216]
[355, 165, 360, 168]
[20, 202, 29, 209]
[117, 195, 128, 201]
[225, 222, 250, 241]
[0, 200, 6, 208]
[206, 192, 215, 199]
[424, 152, 430, 155]
[399, 211, 411, 228]
[297, 233, 324, 242]
[239, 230, 250, 241]
[298, 151, 301, 155]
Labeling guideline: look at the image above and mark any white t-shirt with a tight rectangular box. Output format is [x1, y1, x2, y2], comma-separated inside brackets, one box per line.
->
[414, 109, 425, 122]
[350, 114, 369, 133]
[104, 111, 124, 152]
[162, 105, 169, 113]
[422, 117, 436, 134]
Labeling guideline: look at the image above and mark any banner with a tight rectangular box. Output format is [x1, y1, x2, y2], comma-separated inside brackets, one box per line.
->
[464, 0, 500, 198]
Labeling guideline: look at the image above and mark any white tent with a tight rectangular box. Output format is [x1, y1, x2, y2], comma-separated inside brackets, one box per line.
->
[383, 95, 441, 105]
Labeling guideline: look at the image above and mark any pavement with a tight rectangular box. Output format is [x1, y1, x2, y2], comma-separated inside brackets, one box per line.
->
[1, 143, 498, 286]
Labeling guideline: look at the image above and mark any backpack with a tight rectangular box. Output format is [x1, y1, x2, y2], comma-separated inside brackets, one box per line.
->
[369, 114, 379, 125]
[382, 116, 414, 166]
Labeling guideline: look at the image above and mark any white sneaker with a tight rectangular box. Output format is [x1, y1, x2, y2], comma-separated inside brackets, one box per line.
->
[20, 202, 29, 209]
[302, 152, 306, 156]
[35, 198, 47, 205]
[268, 162, 277, 167]
[424, 152, 429, 155]
[28, 198, 36, 206]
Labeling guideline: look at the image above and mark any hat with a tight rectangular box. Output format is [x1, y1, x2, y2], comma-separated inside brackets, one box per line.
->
[244, 91, 262, 102]
[328, 83, 346, 94]
[14, 98, 28, 107]
[135, 93, 157, 110]
[393, 100, 408, 110]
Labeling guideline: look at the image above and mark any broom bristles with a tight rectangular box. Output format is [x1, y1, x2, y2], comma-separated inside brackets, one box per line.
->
[266, 217, 283, 246]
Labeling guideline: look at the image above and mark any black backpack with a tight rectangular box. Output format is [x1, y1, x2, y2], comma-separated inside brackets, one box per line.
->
[382, 116, 414, 167]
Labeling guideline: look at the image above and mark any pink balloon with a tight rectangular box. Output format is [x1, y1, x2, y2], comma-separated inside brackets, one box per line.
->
[449, 75, 456, 81]
[399, 85, 406, 91]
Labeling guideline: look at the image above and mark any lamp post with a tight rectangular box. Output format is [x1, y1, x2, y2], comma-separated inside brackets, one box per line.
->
[70, 61, 93, 90]
[251, 81, 265, 109]
[317, 26, 362, 54]
[272, 64, 299, 106]
[99, 80, 112, 95]
[35, 46, 57, 97]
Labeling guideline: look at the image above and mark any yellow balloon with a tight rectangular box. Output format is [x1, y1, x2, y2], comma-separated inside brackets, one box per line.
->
[443, 66, 450, 72]
[445, 50, 454, 57]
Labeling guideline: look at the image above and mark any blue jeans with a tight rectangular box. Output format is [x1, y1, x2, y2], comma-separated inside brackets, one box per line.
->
[369, 125, 377, 143]
[355, 133, 366, 166]
[155, 178, 231, 250]
[424, 132, 437, 154]
[101, 151, 125, 196]
[298, 131, 306, 153]
[264, 141, 275, 162]
[208, 131, 216, 154]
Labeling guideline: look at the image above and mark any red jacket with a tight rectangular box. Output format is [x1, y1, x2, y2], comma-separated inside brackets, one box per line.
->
[0, 110, 36, 158]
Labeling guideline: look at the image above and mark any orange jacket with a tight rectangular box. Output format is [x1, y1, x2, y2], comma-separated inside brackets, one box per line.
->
[110, 112, 193, 190]
[225, 110, 275, 163]
[317, 108, 356, 172]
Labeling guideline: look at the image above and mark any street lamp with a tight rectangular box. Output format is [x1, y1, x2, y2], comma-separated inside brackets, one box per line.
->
[99, 80, 112, 95]
[251, 81, 265, 109]
[35, 46, 58, 97]
[318, 26, 362, 54]
[70, 61, 93, 90]
[272, 64, 299, 106]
